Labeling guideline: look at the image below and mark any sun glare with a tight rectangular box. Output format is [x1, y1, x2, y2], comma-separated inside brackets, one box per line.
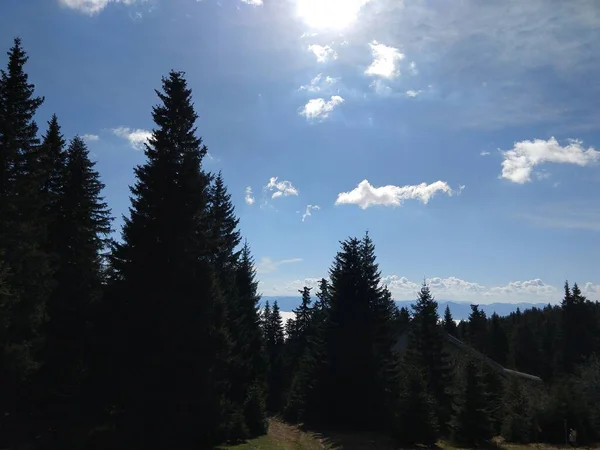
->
[296, 0, 371, 31]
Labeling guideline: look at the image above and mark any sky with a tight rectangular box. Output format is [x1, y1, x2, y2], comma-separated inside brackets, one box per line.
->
[1, 0, 599, 305]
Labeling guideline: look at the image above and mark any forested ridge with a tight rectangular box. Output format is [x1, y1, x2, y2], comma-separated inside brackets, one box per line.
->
[0, 37, 599, 449]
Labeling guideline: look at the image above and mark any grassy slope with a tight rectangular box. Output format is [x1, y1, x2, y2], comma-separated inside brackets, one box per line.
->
[220, 419, 596, 450]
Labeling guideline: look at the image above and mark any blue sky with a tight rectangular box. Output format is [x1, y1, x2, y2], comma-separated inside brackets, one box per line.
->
[2, 0, 599, 305]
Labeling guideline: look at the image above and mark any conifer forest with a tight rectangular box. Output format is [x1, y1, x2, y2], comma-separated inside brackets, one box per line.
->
[1, 37, 600, 449]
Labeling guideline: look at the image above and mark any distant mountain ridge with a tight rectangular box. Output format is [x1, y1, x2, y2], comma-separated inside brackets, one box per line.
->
[260, 296, 549, 321]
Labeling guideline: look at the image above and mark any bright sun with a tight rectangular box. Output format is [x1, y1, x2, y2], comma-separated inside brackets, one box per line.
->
[296, 0, 372, 31]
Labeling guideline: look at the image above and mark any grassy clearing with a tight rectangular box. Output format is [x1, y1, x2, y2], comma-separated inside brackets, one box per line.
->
[220, 419, 597, 450]
[218, 418, 324, 450]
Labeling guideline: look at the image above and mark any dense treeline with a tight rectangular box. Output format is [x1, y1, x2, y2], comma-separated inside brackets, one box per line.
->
[270, 250, 600, 447]
[0, 37, 599, 449]
[0, 37, 267, 449]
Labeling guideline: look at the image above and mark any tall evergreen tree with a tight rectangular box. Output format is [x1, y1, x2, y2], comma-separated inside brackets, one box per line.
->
[38, 115, 67, 232]
[501, 377, 534, 444]
[207, 171, 241, 273]
[232, 242, 267, 436]
[322, 236, 371, 428]
[406, 282, 454, 435]
[286, 286, 313, 375]
[488, 312, 509, 366]
[264, 301, 285, 413]
[109, 71, 231, 448]
[393, 364, 438, 447]
[451, 359, 493, 447]
[0, 37, 50, 442]
[35, 136, 112, 444]
[467, 304, 488, 354]
[442, 305, 457, 336]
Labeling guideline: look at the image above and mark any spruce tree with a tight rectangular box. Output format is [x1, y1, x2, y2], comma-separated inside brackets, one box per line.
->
[406, 282, 454, 435]
[264, 301, 285, 413]
[109, 71, 231, 448]
[284, 286, 314, 420]
[35, 136, 112, 444]
[38, 115, 67, 233]
[318, 233, 401, 431]
[393, 364, 438, 446]
[0, 37, 50, 441]
[451, 359, 493, 447]
[233, 242, 267, 436]
[501, 377, 533, 444]
[488, 312, 509, 366]
[323, 237, 370, 427]
[286, 286, 313, 374]
[467, 304, 488, 354]
[208, 171, 241, 272]
[442, 305, 457, 336]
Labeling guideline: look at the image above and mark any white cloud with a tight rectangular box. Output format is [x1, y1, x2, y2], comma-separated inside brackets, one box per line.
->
[335, 179, 456, 209]
[370, 80, 392, 96]
[365, 41, 405, 79]
[245, 187, 255, 205]
[58, 0, 138, 15]
[265, 177, 299, 199]
[500, 137, 600, 184]
[409, 61, 418, 75]
[480, 151, 491, 156]
[260, 277, 323, 296]
[81, 134, 100, 142]
[112, 127, 152, 151]
[406, 89, 423, 98]
[308, 44, 338, 62]
[582, 282, 600, 299]
[486, 279, 558, 298]
[255, 257, 303, 275]
[299, 73, 339, 93]
[383, 275, 567, 303]
[302, 204, 320, 222]
[241, 0, 262, 5]
[266, 274, 592, 303]
[299, 95, 344, 120]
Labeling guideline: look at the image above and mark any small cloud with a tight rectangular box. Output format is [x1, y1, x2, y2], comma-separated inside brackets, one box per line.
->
[534, 170, 551, 181]
[58, 0, 138, 15]
[245, 186, 255, 205]
[299, 73, 339, 93]
[308, 44, 337, 62]
[365, 41, 404, 79]
[500, 137, 600, 184]
[487, 279, 557, 298]
[409, 61, 418, 75]
[480, 151, 491, 156]
[241, 0, 262, 5]
[335, 179, 457, 209]
[299, 95, 344, 121]
[370, 80, 392, 96]
[112, 127, 152, 151]
[265, 177, 299, 199]
[302, 204, 320, 222]
[406, 89, 422, 98]
[255, 257, 303, 275]
[82, 134, 100, 142]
